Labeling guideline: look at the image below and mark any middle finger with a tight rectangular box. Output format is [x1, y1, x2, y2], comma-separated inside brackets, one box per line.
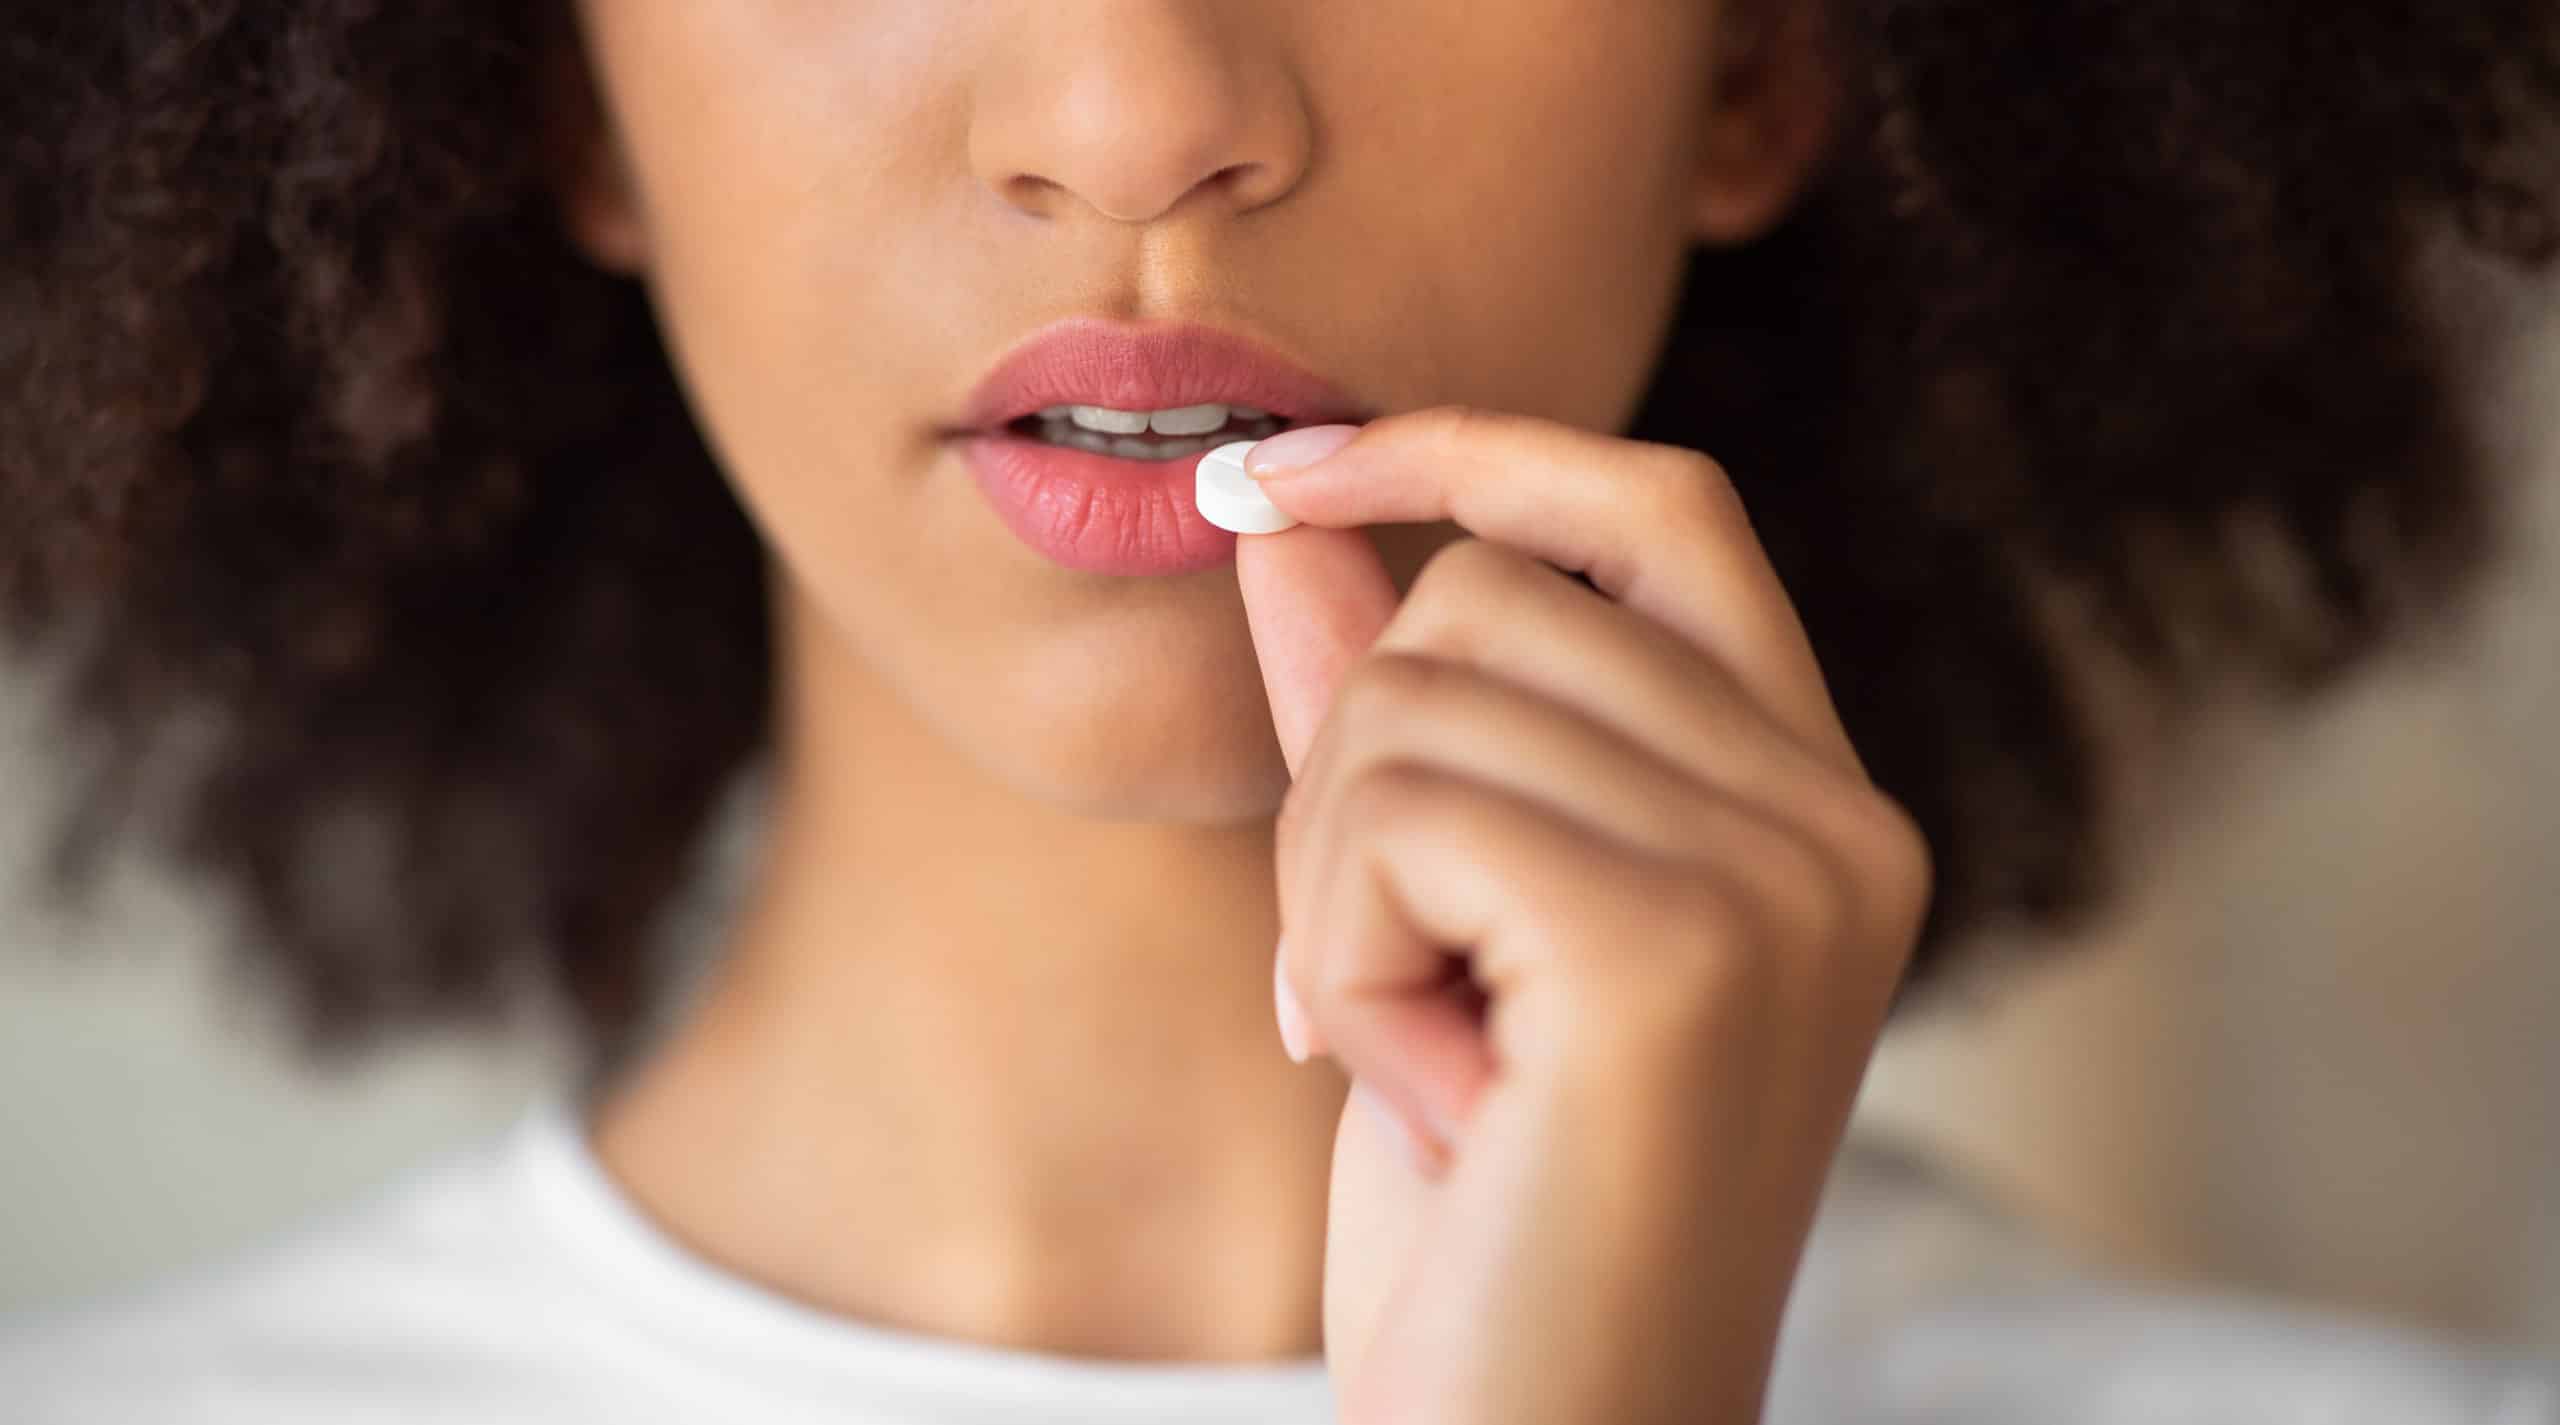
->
[1373, 537, 1847, 838]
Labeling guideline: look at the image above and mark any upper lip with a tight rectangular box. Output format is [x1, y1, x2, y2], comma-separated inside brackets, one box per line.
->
[953, 317, 1373, 434]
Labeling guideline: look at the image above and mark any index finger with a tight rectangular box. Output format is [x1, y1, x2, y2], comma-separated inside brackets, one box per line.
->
[1244, 406, 1860, 773]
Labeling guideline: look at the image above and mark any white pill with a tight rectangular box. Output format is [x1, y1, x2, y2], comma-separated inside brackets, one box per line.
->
[1194, 440, 1299, 535]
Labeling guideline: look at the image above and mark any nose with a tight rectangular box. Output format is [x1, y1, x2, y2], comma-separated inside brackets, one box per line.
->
[970, 6, 1312, 224]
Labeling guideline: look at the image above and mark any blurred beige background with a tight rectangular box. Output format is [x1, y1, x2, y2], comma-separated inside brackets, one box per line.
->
[1857, 243, 2560, 1354]
[3, 252, 2553, 1354]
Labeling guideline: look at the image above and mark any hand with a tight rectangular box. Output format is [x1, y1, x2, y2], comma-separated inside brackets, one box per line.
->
[1234, 407, 1933, 1425]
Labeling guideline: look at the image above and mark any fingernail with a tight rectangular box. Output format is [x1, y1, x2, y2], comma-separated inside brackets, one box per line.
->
[1352, 1081, 1446, 1177]
[1274, 938, 1312, 1064]
[1245, 424, 1361, 479]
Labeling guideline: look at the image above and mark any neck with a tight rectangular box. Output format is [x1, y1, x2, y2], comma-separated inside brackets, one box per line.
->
[591, 569, 1347, 1364]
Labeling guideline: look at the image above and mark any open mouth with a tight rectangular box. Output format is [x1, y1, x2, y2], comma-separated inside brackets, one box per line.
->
[1003, 403, 1300, 463]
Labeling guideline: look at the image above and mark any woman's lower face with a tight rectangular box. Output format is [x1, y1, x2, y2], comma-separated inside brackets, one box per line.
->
[557, 0, 1771, 822]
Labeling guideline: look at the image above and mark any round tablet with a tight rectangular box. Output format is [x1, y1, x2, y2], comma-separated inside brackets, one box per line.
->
[1194, 440, 1299, 535]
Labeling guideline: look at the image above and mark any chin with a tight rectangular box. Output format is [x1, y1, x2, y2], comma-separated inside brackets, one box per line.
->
[975, 694, 1291, 827]
[954, 605, 1290, 824]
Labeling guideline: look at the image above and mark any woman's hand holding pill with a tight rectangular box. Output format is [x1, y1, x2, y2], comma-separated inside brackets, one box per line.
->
[1223, 407, 1934, 1425]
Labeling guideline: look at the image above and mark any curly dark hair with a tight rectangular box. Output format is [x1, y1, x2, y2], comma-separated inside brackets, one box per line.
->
[4, 1, 2554, 1058]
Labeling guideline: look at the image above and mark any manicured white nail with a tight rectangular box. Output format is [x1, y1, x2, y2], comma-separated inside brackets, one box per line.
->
[1274, 942, 1313, 1064]
[1244, 423, 1361, 476]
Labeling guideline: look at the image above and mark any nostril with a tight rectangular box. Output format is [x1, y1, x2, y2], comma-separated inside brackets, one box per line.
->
[995, 173, 1065, 218]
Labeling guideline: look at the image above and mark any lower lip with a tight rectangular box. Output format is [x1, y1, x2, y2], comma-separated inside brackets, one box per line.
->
[959, 430, 1243, 577]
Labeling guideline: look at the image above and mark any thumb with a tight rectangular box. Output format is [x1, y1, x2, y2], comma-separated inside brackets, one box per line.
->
[1237, 519, 1399, 778]
[1234, 436, 1457, 1139]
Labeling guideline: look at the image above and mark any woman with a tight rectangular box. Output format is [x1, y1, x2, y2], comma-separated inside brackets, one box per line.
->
[3, 2, 2555, 1421]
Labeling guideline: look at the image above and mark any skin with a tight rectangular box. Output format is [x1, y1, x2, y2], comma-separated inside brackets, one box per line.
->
[549, 1, 1906, 1419]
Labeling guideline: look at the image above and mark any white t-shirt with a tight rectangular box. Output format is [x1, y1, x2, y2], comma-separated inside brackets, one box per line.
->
[4, 1093, 2552, 1424]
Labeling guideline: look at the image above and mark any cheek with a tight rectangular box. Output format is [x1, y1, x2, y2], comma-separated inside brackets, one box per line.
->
[1308, 6, 1714, 434]
[557, 0, 1717, 821]
[582, 2, 960, 530]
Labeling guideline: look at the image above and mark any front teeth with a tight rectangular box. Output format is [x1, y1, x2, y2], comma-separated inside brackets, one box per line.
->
[1036, 403, 1269, 437]
[1029, 409, 1285, 461]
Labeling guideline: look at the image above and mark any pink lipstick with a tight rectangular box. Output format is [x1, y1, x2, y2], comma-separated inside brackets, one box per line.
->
[951, 318, 1370, 576]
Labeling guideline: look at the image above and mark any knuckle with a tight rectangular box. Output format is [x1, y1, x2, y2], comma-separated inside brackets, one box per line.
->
[1397, 536, 1540, 649]
[1563, 793, 1925, 1062]
[1333, 649, 1460, 739]
[1662, 861, 1769, 963]
[1848, 790, 1937, 940]
[1287, 761, 1423, 983]
[1583, 861, 1771, 1039]
[1731, 815, 1860, 951]
[1799, 778, 1936, 948]
[1282, 661, 1463, 896]
[1337, 754, 1444, 838]
[1637, 444, 1747, 543]
[1304, 761, 1446, 1005]
[1394, 539, 1494, 648]
[1410, 534, 1507, 599]
[1566, 854, 1771, 1023]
